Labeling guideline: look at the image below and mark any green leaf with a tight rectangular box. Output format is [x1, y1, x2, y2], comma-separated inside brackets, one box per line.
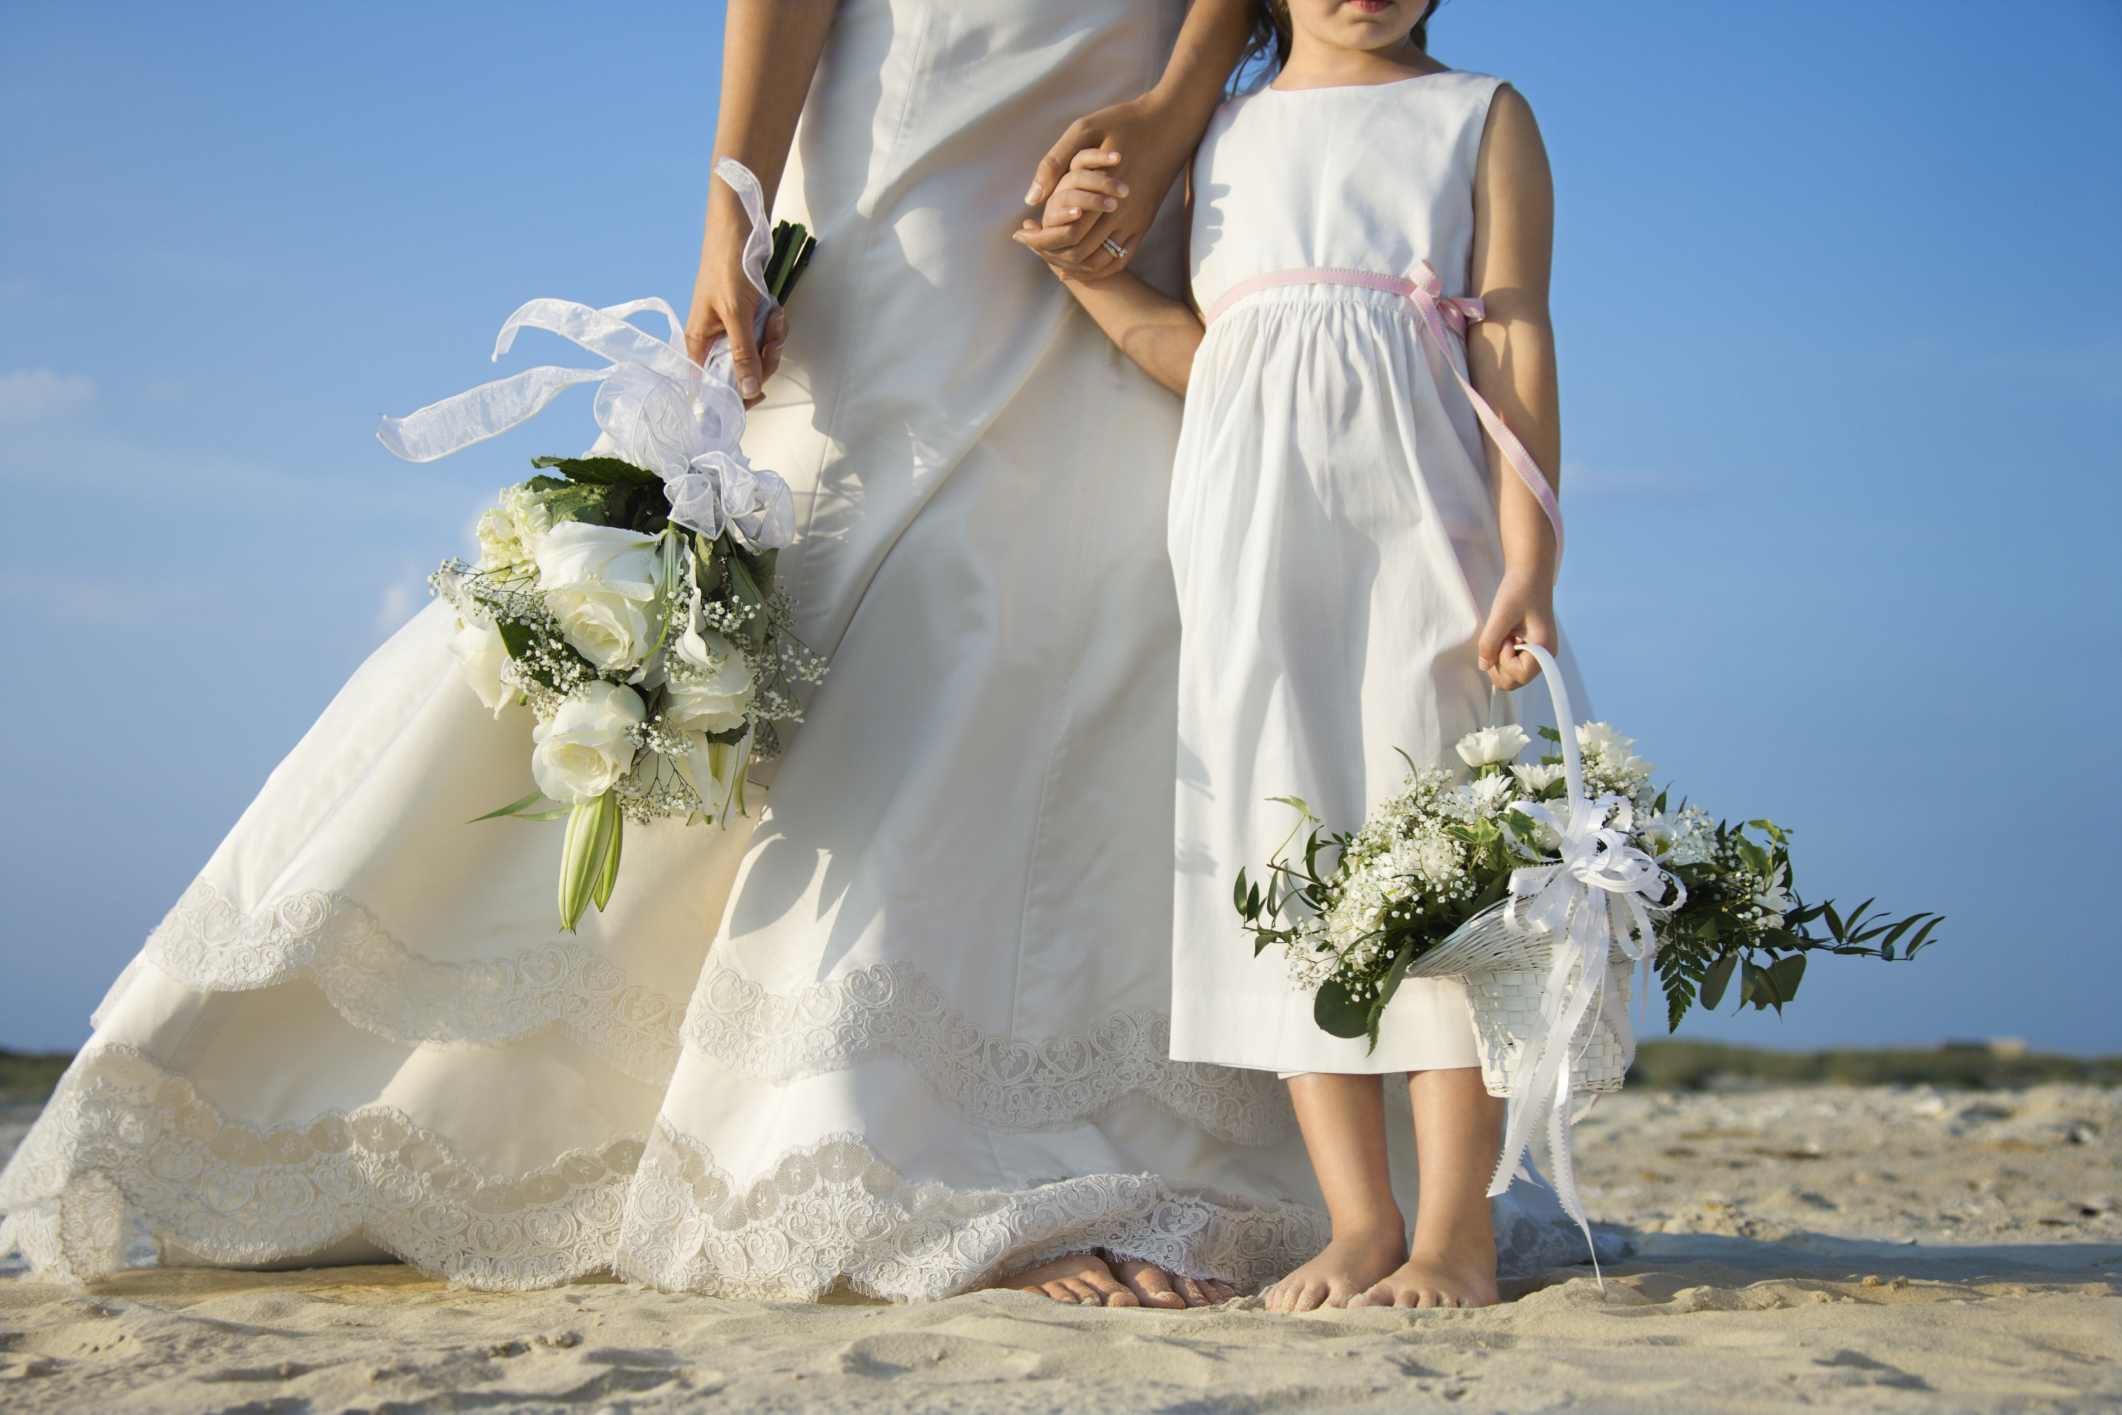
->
[494, 620, 538, 662]
[530, 455, 660, 486]
[537, 484, 613, 527]
[735, 543, 779, 598]
[1700, 951, 1738, 1010]
[1233, 869, 1249, 917]
[468, 788, 548, 824]
[1313, 979, 1372, 1039]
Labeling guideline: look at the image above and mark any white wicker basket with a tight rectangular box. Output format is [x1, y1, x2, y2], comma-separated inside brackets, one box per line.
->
[1402, 910, 1637, 1099]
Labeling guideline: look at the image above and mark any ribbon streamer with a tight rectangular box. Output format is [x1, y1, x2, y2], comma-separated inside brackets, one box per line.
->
[1202, 261, 1564, 568]
[377, 158, 792, 551]
[1486, 643, 1677, 1279]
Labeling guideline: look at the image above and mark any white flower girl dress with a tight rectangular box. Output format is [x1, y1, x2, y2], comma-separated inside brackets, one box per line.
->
[1168, 73, 1596, 1075]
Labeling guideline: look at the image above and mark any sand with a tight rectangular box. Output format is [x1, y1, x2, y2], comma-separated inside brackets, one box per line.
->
[2, 1083, 2116, 1414]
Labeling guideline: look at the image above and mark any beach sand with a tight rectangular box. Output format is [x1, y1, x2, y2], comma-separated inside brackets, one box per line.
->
[2, 1082, 2116, 1413]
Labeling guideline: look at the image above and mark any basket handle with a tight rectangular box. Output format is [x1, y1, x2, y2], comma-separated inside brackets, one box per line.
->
[1514, 642, 1585, 812]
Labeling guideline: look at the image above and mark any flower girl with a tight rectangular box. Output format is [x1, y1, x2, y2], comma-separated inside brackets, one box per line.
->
[1017, 0, 1568, 1309]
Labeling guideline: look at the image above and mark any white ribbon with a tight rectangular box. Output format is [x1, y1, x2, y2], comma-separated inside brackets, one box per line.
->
[376, 158, 792, 551]
[1487, 643, 1679, 1278]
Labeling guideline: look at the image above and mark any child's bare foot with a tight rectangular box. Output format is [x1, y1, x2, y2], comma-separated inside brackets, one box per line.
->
[1347, 1245, 1499, 1309]
[997, 1252, 1139, 1306]
[1114, 1258, 1238, 1308]
[1263, 1229, 1406, 1312]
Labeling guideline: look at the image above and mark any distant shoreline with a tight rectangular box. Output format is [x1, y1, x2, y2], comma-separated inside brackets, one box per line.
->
[4, 1042, 2117, 1108]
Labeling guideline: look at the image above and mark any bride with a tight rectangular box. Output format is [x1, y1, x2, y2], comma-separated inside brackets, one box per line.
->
[1, 0, 1598, 1305]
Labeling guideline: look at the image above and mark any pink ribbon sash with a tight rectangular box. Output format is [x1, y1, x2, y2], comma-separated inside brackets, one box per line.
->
[1202, 261, 1564, 566]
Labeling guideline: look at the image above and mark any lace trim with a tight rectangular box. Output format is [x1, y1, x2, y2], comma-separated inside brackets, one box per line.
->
[683, 960, 1293, 1146]
[0, 1046, 643, 1290]
[143, 881, 683, 1084]
[616, 1121, 1329, 1301]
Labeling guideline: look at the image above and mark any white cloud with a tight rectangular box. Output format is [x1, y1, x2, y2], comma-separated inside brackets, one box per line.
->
[0, 369, 94, 424]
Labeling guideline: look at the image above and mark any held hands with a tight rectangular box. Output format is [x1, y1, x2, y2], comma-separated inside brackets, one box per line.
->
[1476, 568, 1558, 692]
[1013, 149, 1129, 279]
[1014, 93, 1192, 278]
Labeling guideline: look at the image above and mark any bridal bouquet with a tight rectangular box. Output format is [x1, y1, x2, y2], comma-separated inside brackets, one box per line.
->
[381, 159, 820, 931]
[1237, 715, 1940, 1047]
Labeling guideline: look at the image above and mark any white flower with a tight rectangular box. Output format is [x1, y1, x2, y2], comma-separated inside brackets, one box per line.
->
[1455, 723, 1531, 768]
[1459, 774, 1517, 813]
[534, 523, 662, 673]
[531, 681, 645, 804]
[662, 622, 754, 733]
[1753, 865, 1794, 923]
[475, 483, 553, 571]
[1512, 762, 1565, 794]
[448, 619, 514, 717]
[1576, 721, 1655, 778]
[671, 729, 746, 815]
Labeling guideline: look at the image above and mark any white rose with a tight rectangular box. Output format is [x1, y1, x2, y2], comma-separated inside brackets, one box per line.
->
[475, 483, 555, 571]
[544, 586, 654, 674]
[531, 682, 645, 804]
[1455, 723, 1531, 768]
[1576, 721, 1656, 776]
[448, 619, 514, 717]
[533, 523, 662, 673]
[662, 624, 754, 734]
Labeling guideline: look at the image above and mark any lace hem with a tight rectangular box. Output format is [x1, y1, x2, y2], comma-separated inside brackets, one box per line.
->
[683, 960, 1293, 1146]
[615, 1121, 1330, 1301]
[142, 881, 683, 1084]
[0, 1046, 642, 1290]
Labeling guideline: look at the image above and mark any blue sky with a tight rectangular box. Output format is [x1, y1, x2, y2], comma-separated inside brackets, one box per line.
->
[1, 1, 2116, 1055]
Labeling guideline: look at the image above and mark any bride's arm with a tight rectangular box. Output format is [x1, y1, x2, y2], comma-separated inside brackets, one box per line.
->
[1018, 157, 1203, 395]
[685, 0, 838, 395]
[1017, 0, 1251, 277]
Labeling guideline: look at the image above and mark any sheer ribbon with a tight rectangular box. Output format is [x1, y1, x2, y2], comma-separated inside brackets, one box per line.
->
[1489, 643, 1678, 1279]
[1202, 261, 1564, 568]
[376, 158, 792, 550]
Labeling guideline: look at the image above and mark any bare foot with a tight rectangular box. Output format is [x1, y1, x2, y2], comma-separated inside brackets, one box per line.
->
[1263, 1229, 1406, 1312]
[995, 1252, 1138, 1306]
[1113, 1258, 1238, 1309]
[1347, 1245, 1499, 1309]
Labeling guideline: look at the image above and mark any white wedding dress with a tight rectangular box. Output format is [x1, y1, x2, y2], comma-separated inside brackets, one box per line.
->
[0, 0, 1602, 1297]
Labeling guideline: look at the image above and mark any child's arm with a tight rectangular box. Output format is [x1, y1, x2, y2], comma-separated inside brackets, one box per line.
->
[1012, 152, 1205, 396]
[1466, 86, 1562, 692]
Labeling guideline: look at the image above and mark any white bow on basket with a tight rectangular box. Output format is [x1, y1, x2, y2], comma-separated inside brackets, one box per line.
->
[375, 158, 792, 552]
[1402, 642, 1682, 1279]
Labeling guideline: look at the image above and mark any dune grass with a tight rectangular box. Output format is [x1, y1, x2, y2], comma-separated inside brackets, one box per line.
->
[0, 1050, 73, 1105]
[1627, 1039, 2122, 1090]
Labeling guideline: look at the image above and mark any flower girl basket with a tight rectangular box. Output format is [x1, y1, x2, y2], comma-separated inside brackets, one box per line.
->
[1399, 642, 1669, 1267]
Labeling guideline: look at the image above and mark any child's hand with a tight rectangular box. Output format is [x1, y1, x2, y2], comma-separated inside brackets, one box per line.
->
[1013, 150, 1128, 277]
[1476, 569, 1557, 692]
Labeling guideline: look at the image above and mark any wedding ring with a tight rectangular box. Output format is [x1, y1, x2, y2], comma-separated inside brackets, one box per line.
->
[1101, 238, 1129, 260]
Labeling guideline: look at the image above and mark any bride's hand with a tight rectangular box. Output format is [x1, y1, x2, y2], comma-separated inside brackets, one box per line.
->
[685, 198, 788, 406]
[1477, 568, 1558, 692]
[1018, 94, 1195, 277]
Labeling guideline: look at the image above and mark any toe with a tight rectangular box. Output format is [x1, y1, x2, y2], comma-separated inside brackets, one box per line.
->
[1119, 1261, 1186, 1309]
